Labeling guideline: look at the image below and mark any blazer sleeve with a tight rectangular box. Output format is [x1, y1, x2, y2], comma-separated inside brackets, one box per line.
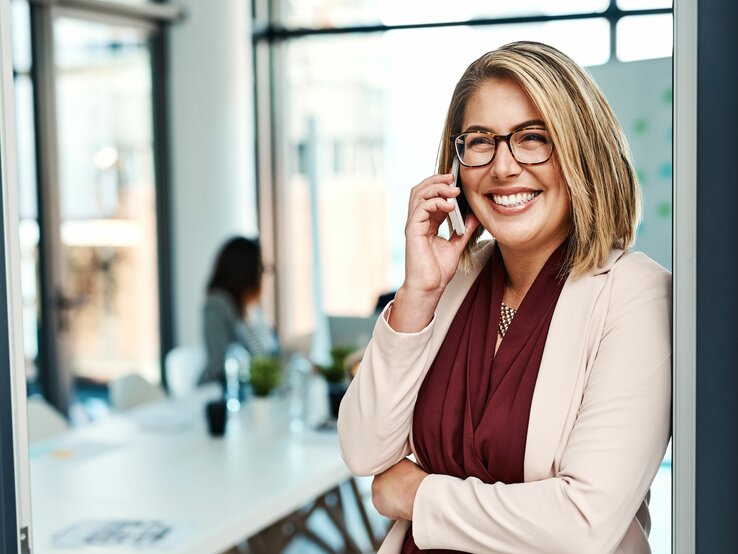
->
[411, 259, 672, 554]
[337, 303, 438, 476]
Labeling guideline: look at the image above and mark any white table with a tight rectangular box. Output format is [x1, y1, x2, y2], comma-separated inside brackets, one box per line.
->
[28, 387, 360, 553]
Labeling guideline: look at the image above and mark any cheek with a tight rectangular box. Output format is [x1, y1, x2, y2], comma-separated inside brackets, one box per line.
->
[537, 168, 571, 222]
[459, 167, 477, 190]
[540, 166, 569, 202]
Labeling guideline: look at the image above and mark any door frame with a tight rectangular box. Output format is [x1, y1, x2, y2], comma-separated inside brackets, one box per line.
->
[1, 0, 32, 550]
[28, 0, 180, 412]
[673, 0, 697, 551]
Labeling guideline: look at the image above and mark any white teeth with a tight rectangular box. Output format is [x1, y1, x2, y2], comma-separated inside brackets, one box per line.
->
[491, 191, 539, 207]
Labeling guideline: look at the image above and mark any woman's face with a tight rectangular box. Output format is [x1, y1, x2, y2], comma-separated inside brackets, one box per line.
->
[459, 77, 571, 257]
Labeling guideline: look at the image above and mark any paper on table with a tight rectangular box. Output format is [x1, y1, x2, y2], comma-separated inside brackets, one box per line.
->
[52, 519, 194, 549]
[29, 441, 120, 462]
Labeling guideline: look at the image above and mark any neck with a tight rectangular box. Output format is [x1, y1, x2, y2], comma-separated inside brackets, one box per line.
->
[497, 237, 566, 305]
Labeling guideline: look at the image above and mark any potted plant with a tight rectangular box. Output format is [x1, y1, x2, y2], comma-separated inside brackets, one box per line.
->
[249, 356, 282, 397]
[318, 345, 355, 419]
[247, 356, 282, 422]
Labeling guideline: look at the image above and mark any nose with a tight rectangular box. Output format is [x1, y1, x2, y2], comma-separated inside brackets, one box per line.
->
[488, 139, 522, 180]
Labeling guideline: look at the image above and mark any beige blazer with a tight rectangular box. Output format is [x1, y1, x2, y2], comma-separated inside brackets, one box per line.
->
[337, 241, 672, 554]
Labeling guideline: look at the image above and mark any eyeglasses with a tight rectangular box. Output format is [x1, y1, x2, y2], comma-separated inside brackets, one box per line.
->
[451, 127, 554, 167]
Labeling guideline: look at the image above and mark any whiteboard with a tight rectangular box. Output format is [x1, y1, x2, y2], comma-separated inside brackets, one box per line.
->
[589, 57, 673, 272]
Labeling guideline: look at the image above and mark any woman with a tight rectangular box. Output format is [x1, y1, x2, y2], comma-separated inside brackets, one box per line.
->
[337, 42, 671, 554]
[199, 236, 279, 385]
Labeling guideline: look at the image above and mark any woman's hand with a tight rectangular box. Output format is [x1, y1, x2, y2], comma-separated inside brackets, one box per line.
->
[389, 174, 479, 332]
[371, 458, 429, 521]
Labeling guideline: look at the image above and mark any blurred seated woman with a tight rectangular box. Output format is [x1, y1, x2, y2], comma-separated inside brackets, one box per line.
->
[199, 236, 279, 385]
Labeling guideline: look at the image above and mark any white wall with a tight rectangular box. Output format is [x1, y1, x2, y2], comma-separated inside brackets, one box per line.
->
[168, 0, 258, 348]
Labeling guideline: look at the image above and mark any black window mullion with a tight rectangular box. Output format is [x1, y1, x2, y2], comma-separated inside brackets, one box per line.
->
[253, 4, 672, 43]
[149, 27, 175, 390]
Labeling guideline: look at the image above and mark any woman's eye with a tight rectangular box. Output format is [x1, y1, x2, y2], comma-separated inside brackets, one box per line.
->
[518, 131, 549, 143]
[468, 136, 494, 148]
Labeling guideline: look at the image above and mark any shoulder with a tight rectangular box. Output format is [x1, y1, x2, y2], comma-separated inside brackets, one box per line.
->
[560, 249, 671, 330]
[594, 250, 672, 335]
[580, 248, 670, 292]
[607, 250, 672, 299]
[204, 290, 238, 318]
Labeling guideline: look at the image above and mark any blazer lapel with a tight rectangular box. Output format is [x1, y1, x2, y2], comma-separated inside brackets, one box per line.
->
[524, 249, 624, 481]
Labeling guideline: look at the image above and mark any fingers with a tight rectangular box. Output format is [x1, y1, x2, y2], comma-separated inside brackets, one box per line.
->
[407, 174, 457, 214]
[448, 210, 481, 251]
[406, 197, 457, 231]
[406, 175, 464, 236]
[418, 182, 461, 202]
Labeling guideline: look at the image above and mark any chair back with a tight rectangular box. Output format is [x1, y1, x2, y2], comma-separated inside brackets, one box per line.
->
[109, 374, 165, 410]
[27, 396, 69, 442]
[164, 345, 206, 398]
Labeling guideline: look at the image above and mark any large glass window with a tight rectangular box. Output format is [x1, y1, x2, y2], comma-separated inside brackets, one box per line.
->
[10, 0, 40, 385]
[277, 18, 611, 339]
[10, 0, 169, 408]
[258, 2, 673, 551]
[280, 0, 612, 28]
[617, 14, 673, 62]
[53, 18, 160, 384]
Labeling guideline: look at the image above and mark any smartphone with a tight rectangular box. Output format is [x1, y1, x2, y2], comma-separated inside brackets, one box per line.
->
[447, 157, 466, 235]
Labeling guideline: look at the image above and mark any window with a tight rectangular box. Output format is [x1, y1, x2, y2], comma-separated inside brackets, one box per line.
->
[53, 18, 161, 384]
[280, 0, 611, 28]
[10, 0, 39, 383]
[9, 0, 176, 412]
[257, 3, 672, 339]
[276, 19, 611, 338]
[255, 3, 673, 551]
[617, 14, 673, 62]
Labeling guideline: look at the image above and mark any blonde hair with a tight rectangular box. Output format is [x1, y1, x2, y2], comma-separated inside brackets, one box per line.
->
[439, 41, 640, 277]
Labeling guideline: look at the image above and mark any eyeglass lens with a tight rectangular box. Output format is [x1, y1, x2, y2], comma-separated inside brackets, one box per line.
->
[455, 128, 552, 166]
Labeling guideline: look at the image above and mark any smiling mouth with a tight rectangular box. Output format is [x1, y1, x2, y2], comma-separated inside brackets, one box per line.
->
[487, 191, 542, 207]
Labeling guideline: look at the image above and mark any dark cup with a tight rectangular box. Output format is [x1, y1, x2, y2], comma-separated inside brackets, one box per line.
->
[327, 382, 348, 420]
[205, 400, 227, 437]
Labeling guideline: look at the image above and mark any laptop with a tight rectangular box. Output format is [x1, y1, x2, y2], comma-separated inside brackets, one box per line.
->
[327, 315, 378, 349]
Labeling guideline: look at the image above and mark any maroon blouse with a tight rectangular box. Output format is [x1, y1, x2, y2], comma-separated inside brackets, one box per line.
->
[402, 242, 568, 554]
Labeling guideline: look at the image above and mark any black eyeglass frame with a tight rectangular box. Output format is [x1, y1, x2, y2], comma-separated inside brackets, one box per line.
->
[450, 127, 555, 167]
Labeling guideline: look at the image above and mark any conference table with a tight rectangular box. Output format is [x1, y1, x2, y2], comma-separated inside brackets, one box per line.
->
[28, 385, 375, 553]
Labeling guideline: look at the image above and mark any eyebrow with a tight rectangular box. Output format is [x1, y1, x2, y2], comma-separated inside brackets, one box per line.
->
[463, 119, 546, 134]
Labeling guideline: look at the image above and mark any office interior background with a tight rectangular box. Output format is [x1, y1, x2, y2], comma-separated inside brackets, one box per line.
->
[8, 0, 674, 408]
[2, 0, 737, 552]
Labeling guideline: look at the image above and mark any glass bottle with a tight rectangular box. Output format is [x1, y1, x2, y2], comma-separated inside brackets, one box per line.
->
[287, 354, 312, 433]
[224, 343, 250, 412]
